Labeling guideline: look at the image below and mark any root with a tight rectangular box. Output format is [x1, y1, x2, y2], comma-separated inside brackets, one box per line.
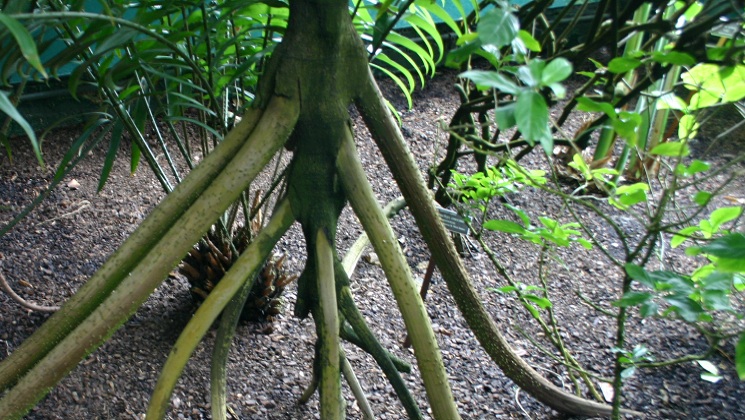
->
[0, 270, 60, 313]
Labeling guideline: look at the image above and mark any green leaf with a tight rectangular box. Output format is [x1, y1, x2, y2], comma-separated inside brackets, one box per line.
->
[710, 207, 742, 231]
[97, 119, 122, 192]
[477, 6, 519, 48]
[483, 219, 526, 234]
[620, 366, 636, 379]
[541, 58, 572, 86]
[460, 70, 520, 94]
[650, 142, 690, 157]
[625, 264, 655, 289]
[693, 191, 712, 206]
[640, 301, 659, 317]
[491, 285, 517, 293]
[675, 159, 710, 177]
[651, 51, 695, 66]
[664, 295, 704, 322]
[0, 12, 47, 78]
[611, 183, 649, 209]
[494, 103, 516, 129]
[517, 30, 540, 52]
[701, 290, 732, 311]
[672, 226, 700, 248]
[515, 91, 550, 150]
[576, 96, 616, 116]
[524, 294, 552, 309]
[695, 234, 745, 260]
[0, 90, 42, 168]
[678, 114, 699, 140]
[613, 291, 653, 307]
[607, 57, 642, 74]
[736, 333, 745, 380]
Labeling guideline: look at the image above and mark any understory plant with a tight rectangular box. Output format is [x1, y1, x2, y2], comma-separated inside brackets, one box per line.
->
[0, 0, 631, 419]
[436, 1, 745, 418]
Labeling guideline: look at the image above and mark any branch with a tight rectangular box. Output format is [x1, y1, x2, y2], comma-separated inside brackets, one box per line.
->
[355, 66, 642, 417]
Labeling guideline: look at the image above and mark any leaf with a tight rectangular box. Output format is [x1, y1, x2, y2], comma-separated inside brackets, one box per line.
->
[736, 333, 745, 380]
[693, 191, 712, 206]
[493, 102, 516, 129]
[541, 58, 572, 85]
[0, 12, 47, 78]
[620, 366, 636, 379]
[678, 114, 699, 140]
[491, 285, 517, 293]
[460, 70, 520, 94]
[483, 219, 526, 234]
[607, 57, 642, 74]
[697, 360, 720, 375]
[625, 264, 656, 288]
[97, 119, 122, 192]
[709, 206, 742, 231]
[640, 301, 659, 317]
[613, 291, 653, 307]
[672, 226, 699, 248]
[664, 295, 704, 322]
[651, 51, 695, 66]
[517, 30, 540, 52]
[477, 6, 519, 48]
[576, 96, 616, 116]
[0, 90, 42, 168]
[650, 142, 690, 157]
[695, 234, 745, 260]
[524, 294, 552, 309]
[515, 90, 551, 150]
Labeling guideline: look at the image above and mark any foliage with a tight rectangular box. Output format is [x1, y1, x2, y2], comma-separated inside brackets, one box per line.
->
[435, 0, 745, 418]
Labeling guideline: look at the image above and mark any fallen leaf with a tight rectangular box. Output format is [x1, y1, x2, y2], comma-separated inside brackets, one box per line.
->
[598, 382, 614, 402]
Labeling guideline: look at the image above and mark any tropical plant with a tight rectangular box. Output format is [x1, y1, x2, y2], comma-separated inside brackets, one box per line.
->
[437, 1, 745, 418]
[0, 0, 628, 418]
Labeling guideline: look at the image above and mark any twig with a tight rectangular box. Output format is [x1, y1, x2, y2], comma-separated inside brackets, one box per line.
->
[0, 270, 60, 313]
[36, 200, 91, 227]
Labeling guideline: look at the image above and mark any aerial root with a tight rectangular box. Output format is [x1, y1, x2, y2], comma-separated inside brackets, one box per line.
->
[0, 270, 60, 313]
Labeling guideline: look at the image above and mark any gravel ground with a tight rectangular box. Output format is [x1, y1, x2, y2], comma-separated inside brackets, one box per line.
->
[1, 70, 744, 419]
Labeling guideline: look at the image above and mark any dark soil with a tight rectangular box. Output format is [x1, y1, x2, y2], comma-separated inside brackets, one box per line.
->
[1, 70, 744, 419]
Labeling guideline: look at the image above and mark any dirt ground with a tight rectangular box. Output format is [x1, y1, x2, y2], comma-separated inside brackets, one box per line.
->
[1, 70, 744, 419]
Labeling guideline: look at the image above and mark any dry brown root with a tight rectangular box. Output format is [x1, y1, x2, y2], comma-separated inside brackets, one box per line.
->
[0, 270, 60, 313]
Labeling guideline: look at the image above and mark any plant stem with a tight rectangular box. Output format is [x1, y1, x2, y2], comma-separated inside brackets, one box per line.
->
[315, 228, 343, 420]
[148, 199, 294, 419]
[337, 129, 459, 419]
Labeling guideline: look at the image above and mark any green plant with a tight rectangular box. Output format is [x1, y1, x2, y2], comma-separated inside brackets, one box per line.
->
[437, 1, 745, 419]
[0, 1, 627, 418]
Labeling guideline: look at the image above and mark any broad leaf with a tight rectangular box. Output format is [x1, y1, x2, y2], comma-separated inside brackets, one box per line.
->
[515, 91, 551, 151]
[483, 219, 526, 234]
[613, 291, 653, 307]
[477, 6, 519, 48]
[541, 58, 572, 85]
[460, 70, 519, 94]
[607, 57, 642, 74]
[650, 142, 690, 157]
